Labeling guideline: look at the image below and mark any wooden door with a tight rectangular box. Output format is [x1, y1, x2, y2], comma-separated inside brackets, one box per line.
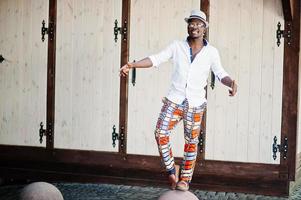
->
[127, 0, 200, 157]
[205, 0, 284, 164]
[54, 0, 122, 152]
[0, 0, 49, 147]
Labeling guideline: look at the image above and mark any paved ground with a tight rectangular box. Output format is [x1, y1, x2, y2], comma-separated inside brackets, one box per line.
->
[0, 182, 300, 200]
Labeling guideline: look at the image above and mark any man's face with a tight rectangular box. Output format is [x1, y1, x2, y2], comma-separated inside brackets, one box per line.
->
[187, 18, 206, 39]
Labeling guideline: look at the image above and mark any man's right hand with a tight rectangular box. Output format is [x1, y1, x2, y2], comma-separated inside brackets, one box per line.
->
[119, 62, 133, 77]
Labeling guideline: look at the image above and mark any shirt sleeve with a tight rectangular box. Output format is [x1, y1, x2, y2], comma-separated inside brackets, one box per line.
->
[210, 48, 229, 81]
[148, 42, 175, 68]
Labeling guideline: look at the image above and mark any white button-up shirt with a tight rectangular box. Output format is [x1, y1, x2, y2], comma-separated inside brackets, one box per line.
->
[149, 39, 229, 107]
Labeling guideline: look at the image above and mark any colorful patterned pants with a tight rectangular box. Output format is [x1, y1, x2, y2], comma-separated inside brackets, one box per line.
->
[154, 97, 205, 183]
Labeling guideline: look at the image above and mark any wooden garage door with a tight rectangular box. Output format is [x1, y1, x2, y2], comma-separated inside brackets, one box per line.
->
[0, 0, 48, 147]
[54, 0, 122, 152]
[205, 0, 284, 164]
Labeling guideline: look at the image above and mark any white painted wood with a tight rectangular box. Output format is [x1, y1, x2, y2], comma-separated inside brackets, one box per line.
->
[271, 0, 284, 163]
[127, 0, 200, 156]
[205, 0, 283, 164]
[234, 0, 252, 162]
[245, 0, 264, 163]
[0, 0, 48, 146]
[54, 0, 121, 151]
[259, 0, 277, 163]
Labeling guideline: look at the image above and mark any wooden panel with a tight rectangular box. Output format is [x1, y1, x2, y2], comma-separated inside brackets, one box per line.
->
[281, 0, 292, 21]
[260, 0, 277, 163]
[246, 0, 264, 163]
[235, 0, 252, 161]
[298, 13, 301, 155]
[118, 0, 131, 154]
[127, 0, 200, 156]
[54, 0, 122, 151]
[271, 0, 284, 161]
[0, 145, 290, 197]
[0, 0, 48, 146]
[282, 0, 300, 181]
[205, 0, 284, 164]
[46, 0, 57, 149]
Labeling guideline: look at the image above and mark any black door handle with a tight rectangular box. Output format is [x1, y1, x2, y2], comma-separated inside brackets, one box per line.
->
[132, 67, 136, 86]
[131, 60, 136, 86]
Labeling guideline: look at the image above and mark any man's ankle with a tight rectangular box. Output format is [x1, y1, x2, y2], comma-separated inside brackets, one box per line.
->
[167, 167, 176, 175]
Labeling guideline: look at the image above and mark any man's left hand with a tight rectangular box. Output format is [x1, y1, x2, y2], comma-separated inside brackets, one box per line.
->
[229, 80, 237, 96]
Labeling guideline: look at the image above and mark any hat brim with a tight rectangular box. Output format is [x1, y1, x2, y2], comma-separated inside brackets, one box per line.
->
[184, 17, 209, 28]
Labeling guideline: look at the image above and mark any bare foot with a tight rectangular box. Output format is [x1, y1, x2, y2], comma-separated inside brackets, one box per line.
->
[168, 165, 180, 190]
[168, 174, 177, 190]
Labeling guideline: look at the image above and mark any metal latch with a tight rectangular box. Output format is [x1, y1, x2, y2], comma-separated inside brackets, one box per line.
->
[114, 19, 127, 43]
[272, 136, 288, 160]
[41, 20, 55, 42]
[276, 22, 291, 47]
[112, 125, 125, 149]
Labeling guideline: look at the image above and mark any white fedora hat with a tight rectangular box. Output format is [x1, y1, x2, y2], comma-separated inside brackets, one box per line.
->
[184, 10, 209, 28]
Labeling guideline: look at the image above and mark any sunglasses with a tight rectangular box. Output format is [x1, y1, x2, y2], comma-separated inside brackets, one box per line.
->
[188, 23, 205, 28]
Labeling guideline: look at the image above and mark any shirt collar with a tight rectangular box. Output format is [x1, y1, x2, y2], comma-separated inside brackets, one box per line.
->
[185, 37, 209, 46]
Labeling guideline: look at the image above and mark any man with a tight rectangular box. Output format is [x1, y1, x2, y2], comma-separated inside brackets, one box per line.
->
[120, 10, 237, 191]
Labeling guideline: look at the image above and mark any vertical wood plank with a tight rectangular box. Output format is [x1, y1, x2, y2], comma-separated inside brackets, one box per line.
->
[281, 0, 300, 180]
[46, 0, 57, 148]
[259, 0, 276, 163]
[271, 0, 284, 164]
[247, 0, 263, 162]
[119, 0, 131, 155]
[222, 0, 240, 161]
[235, 0, 251, 161]
[298, 7, 301, 156]
[204, 0, 218, 160]
[199, 0, 210, 161]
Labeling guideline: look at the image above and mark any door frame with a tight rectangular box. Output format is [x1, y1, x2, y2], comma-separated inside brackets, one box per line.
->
[45, 0, 57, 149]
[119, 0, 131, 155]
[280, 0, 300, 181]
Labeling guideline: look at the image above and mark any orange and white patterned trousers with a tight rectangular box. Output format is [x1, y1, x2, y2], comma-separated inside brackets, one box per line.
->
[154, 97, 205, 183]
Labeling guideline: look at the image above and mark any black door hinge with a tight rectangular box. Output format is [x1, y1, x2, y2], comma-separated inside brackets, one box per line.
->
[276, 22, 292, 47]
[41, 20, 55, 42]
[112, 125, 125, 150]
[114, 19, 128, 43]
[198, 130, 205, 153]
[272, 136, 288, 160]
[39, 122, 53, 144]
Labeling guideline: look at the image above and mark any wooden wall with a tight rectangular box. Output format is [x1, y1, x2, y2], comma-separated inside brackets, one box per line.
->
[205, 0, 284, 164]
[0, 0, 289, 164]
[0, 0, 48, 146]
